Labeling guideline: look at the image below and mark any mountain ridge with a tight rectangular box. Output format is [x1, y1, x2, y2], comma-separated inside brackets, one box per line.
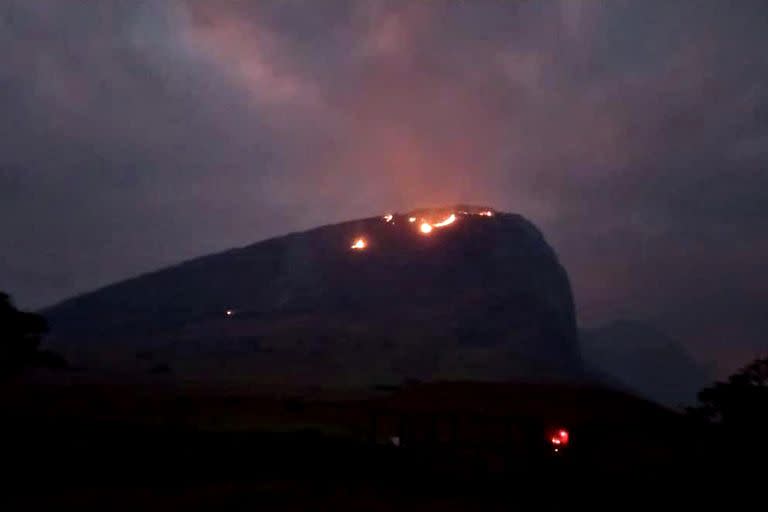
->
[43, 207, 583, 386]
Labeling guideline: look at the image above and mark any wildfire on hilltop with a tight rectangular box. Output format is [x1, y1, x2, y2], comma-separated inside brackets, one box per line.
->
[432, 213, 457, 227]
[351, 207, 495, 250]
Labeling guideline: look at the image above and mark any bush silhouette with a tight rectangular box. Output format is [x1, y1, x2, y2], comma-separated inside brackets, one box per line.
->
[688, 356, 768, 430]
[0, 291, 66, 376]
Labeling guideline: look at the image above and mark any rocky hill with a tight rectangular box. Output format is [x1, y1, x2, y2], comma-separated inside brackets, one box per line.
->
[43, 206, 582, 386]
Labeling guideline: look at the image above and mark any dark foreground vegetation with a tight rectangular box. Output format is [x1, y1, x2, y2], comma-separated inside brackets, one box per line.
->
[2, 374, 764, 510]
[0, 292, 66, 376]
[2, 293, 765, 508]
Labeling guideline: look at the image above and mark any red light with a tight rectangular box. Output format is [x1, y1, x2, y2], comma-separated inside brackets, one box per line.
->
[549, 428, 569, 447]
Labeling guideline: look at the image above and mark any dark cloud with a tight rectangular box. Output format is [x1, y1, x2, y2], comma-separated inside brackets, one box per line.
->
[2, 0, 767, 374]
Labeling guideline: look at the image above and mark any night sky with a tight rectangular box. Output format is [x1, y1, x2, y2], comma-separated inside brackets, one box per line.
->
[2, 1, 767, 375]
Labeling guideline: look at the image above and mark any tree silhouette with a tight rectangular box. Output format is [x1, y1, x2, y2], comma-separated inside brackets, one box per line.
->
[688, 356, 768, 430]
[0, 292, 66, 376]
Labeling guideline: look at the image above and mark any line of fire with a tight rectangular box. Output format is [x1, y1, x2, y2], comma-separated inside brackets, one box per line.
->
[350, 207, 494, 251]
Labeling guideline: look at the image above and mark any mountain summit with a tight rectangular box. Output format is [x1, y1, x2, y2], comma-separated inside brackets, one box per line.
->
[44, 207, 582, 386]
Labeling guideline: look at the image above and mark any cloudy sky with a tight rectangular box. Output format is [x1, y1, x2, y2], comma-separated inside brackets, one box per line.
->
[2, 1, 767, 374]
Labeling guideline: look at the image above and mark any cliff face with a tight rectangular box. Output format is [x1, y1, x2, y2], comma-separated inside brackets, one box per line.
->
[44, 207, 582, 385]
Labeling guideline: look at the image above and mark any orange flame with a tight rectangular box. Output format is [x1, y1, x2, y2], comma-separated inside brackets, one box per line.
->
[419, 223, 433, 234]
[351, 238, 367, 250]
[433, 213, 457, 227]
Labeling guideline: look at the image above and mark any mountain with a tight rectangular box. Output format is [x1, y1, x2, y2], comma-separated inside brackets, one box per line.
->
[43, 206, 582, 386]
[580, 320, 712, 407]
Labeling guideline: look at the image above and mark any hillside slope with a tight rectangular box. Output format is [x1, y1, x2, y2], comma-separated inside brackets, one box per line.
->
[44, 207, 582, 386]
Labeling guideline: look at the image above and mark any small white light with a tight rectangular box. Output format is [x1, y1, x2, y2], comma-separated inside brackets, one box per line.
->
[408, 217, 416, 223]
[225, 309, 233, 316]
[383, 214, 393, 222]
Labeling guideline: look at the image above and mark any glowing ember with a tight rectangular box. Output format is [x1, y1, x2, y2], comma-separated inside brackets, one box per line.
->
[350, 238, 367, 250]
[408, 217, 416, 223]
[419, 222, 433, 234]
[433, 213, 457, 227]
[479, 210, 494, 217]
[383, 214, 393, 222]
